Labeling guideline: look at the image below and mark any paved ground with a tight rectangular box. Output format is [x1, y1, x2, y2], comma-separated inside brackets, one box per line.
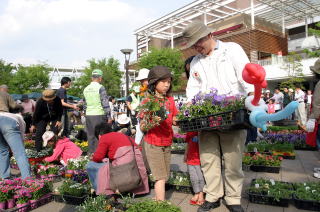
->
[29, 150, 320, 212]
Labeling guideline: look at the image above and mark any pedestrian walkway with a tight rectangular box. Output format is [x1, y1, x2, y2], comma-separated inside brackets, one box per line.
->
[31, 150, 320, 212]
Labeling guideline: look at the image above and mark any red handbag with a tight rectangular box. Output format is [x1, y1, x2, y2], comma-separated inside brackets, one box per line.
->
[306, 122, 318, 147]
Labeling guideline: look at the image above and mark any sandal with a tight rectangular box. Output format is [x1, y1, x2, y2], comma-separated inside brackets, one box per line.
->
[189, 200, 198, 205]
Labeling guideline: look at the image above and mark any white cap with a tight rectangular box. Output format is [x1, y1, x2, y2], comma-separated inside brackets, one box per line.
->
[117, 114, 130, 125]
[42, 131, 55, 147]
[289, 88, 293, 92]
[136, 68, 150, 81]
[265, 90, 270, 93]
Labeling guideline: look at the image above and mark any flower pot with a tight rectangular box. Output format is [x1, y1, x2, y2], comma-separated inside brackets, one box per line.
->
[250, 165, 280, 173]
[66, 170, 74, 174]
[38, 193, 52, 206]
[242, 164, 251, 171]
[248, 192, 291, 207]
[7, 199, 15, 209]
[40, 175, 47, 179]
[0, 202, 6, 209]
[55, 194, 88, 205]
[16, 203, 29, 212]
[29, 199, 38, 209]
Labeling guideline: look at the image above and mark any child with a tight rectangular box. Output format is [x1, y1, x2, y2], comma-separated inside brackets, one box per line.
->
[267, 99, 276, 114]
[42, 131, 82, 165]
[184, 132, 205, 205]
[140, 66, 178, 201]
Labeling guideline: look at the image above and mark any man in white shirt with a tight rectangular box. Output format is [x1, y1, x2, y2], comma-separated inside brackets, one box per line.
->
[294, 84, 307, 126]
[181, 21, 253, 212]
[270, 88, 284, 111]
[306, 90, 312, 118]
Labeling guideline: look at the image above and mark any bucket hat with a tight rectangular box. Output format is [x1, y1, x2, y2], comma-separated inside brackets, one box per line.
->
[42, 131, 55, 147]
[180, 20, 213, 49]
[117, 114, 130, 125]
[92, 69, 103, 76]
[148, 66, 172, 85]
[42, 89, 56, 101]
[136, 68, 150, 81]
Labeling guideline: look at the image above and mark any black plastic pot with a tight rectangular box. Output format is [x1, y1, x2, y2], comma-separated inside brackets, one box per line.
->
[54, 194, 88, 205]
[293, 194, 320, 211]
[248, 192, 290, 207]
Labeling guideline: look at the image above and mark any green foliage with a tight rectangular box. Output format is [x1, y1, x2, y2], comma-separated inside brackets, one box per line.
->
[0, 59, 14, 86]
[126, 199, 181, 212]
[77, 195, 115, 212]
[138, 48, 184, 91]
[294, 182, 320, 202]
[69, 57, 122, 98]
[249, 178, 293, 201]
[267, 126, 299, 131]
[304, 22, 320, 58]
[308, 22, 320, 37]
[58, 179, 90, 197]
[9, 64, 50, 94]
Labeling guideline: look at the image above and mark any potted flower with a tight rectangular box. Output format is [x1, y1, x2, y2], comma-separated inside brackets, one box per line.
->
[0, 189, 8, 209]
[57, 180, 90, 205]
[248, 178, 293, 207]
[167, 171, 192, 193]
[249, 153, 283, 173]
[242, 153, 252, 171]
[15, 188, 31, 212]
[126, 199, 182, 212]
[47, 165, 59, 177]
[177, 88, 249, 132]
[293, 182, 320, 211]
[37, 165, 48, 178]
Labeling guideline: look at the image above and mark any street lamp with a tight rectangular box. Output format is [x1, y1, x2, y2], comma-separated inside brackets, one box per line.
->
[120, 48, 133, 97]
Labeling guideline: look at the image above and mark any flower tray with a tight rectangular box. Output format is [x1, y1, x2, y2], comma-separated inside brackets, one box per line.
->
[28, 157, 46, 164]
[171, 150, 185, 154]
[293, 194, 320, 211]
[177, 109, 251, 132]
[170, 185, 193, 194]
[36, 194, 53, 208]
[54, 194, 88, 205]
[246, 151, 272, 156]
[248, 192, 290, 207]
[242, 164, 251, 172]
[0, 203, 30, 212]
[250, 165, 280, 173]
[294, 146, 317, 151]
[281, 155, 295, 160]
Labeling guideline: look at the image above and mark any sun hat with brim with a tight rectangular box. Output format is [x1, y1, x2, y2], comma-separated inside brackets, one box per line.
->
[179, 20, 213, 50]
[42, 131, 55, 147]
[136, 68, 150, 81]
[42, 89, 56, 101]
[117, 114, 130, 125]
[92, 69, 103, 76]
[310, 58, 320, 75]
[148, 66, 173, 85]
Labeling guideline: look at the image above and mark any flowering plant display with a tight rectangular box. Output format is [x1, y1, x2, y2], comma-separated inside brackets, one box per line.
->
[24, 139, 35, 149]
[74, 125, 85, 131]
[137, 95, 168, 131]
[75, 141, 89, 153]
[167, 171, 191, 187]
[67, 156, 90, 171]
[171, 143, 186, 151]
[248, 178, 293, 201]
[37, 165, 48, 175]
[25, 149, 52, 158]
[173, 133, 186, 143]
[244, 153, 283, 167]
[294, 182, 320, 202]
[58, 179, 90, 197]
[177, 88, 245, 121]
[15, 188, 32, 204]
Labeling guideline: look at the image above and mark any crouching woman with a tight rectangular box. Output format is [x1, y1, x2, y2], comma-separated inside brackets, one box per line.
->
[86, 123, 149, 195]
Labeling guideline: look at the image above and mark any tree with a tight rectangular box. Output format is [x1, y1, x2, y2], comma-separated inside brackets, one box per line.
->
[0, 59, 14, 87]
[280, 52, 305, 90]
[304, 22, 320, 57]
[9, 64, 50, 94]
[138, 48, 184, 91]
[68, 57, 122, 98]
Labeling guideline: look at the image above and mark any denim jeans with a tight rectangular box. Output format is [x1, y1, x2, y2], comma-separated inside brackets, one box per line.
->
[86, 161, 106, 191]
[0, 116, 31, 179]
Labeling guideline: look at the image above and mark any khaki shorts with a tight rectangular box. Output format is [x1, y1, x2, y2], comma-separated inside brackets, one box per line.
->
[143, 141, 171, 181]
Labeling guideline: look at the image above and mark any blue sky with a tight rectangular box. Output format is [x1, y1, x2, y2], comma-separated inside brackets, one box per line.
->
[0, 0, 191, 68]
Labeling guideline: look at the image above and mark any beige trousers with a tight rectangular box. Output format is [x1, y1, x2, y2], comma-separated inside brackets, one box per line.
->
[199, 129, 246, 205]
[295, 102, 307, 126]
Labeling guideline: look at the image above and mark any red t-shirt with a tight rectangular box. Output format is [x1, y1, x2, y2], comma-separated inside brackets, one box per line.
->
[144, 96, 178, 146]
[92, 132, 135, 162]
[185, 132, 200, 165]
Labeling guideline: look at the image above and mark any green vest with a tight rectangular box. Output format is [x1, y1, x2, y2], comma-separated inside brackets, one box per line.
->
[83, 82, 104, 115]
[130, 93, 140, 111]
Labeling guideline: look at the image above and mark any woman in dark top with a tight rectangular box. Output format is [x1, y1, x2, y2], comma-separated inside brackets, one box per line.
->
[30, 89, 63, 152]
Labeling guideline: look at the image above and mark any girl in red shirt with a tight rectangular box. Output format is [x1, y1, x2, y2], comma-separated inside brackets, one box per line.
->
[140, 66, 178, 201]
[184, 132, 205, 205]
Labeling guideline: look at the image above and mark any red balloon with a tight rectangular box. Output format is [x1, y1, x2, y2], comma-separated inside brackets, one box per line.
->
[242, 63, 267, 106]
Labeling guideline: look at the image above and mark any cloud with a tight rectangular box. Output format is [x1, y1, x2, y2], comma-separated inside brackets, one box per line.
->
[0, 0, 153, 67]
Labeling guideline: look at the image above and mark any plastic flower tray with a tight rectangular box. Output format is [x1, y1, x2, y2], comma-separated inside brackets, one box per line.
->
[177, 109, 251, 132]
[248, 179, 292, 207]
[171, 150, 185, 154]
[248, 192, 291, 207]
[250, 165, 280, 173]
[171, 185, 193, 194]
[294, 146, 317, 151]
[293, 194, 320, 211]
[54, 194, 88, 205]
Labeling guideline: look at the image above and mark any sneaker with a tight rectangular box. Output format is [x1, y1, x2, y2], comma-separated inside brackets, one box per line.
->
[314, 172, 320, 179]
[226, 205, 244, 212]
[313, 167, 320, 172]
[197, 200, 221, 212]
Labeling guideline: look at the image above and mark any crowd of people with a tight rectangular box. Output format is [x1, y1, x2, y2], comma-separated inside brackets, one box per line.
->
[0, 20, 319, 212]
